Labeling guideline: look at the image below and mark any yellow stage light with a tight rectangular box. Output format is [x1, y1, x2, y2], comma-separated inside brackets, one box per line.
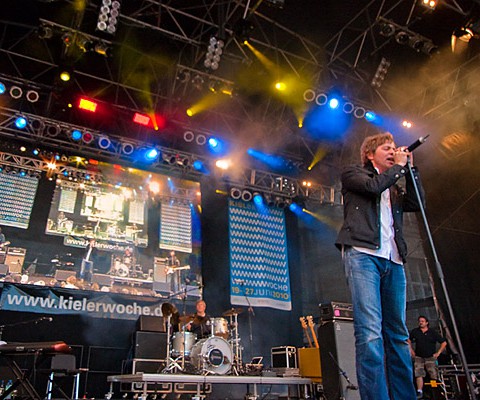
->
[60, 71, 71, 82]
[275, 82, 287, 91]
[186, 109, 194, 117]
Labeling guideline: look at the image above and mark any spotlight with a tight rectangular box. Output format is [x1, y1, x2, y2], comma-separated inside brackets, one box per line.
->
[133, 112, 151, 126]
[97, 0, 121, 34]
[328, 98, 340, 109]
[59, 70, 71, 82]
[15, 116, 28, 129]
[420, 0, 436, 10]
[121, 142, 135, 155]
[275, 196, 286, 209]
[78, 98, 98, 112]
[353, 107, 366, 119]
[9, 86, 23, 99]
[379, 23, 396, 37]
[365, 111, 377, 122]
[230, 188, 242, 200]
[183, 131, 195, 142]
[303, 89, 316, 102]
[26, 90, 40, 103]
[395, 31, 410, 45]
[177, 70, 191, 84]
[253, 192, 263, 205]
[208, 137, 219, 148]
[97, 136, 111, 149]
[71, 129, 83, 141]
[37, 26, 53, 39]
[371, 57, 391, 88]
[82, 132, 94, 144]
[144, 148, 159, 161]
[264, 193, 275, 207]
[0, 82, 5, 95]
[196, 134, 207, 145]
[343, 102, 354, 113]
[241, 190, 253, 202]
[62, 33, 74, 47]
[162, 153, 177, 165]
[94, 42, 112, 57]
[315, 93, 328, 106]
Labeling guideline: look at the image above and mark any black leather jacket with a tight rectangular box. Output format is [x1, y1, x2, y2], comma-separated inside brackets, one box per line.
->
[335, 162, 425, 262]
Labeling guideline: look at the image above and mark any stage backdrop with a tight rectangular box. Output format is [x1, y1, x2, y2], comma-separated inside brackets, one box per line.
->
[228, 199, 291, 311]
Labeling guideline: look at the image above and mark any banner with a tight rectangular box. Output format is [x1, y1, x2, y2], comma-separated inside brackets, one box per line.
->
[229, 199, 291, 311]
[0, 284, 164, 320]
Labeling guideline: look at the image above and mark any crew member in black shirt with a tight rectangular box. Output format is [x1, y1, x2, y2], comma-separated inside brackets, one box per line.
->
[408, 315, 447, 398]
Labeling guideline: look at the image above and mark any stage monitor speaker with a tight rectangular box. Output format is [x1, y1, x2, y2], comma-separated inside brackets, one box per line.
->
[137, 315, 165, 333]
[92, 273, 113, 287]
[317, 320, 360, 400]
[133, 331, 167, 360]
[54, 269, 76, 281]
[5, 248, 26, 274]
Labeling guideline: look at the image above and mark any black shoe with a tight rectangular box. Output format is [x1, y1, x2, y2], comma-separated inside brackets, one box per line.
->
[416, 391, 423, 399]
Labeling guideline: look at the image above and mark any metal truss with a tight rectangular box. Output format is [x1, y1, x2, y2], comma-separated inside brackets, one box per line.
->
[0, 106, 340, 205]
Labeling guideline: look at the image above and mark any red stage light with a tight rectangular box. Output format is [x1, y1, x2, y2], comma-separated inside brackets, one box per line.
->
[88, 159, 99, 165]
[133, 113, 151, 126]
[78, 98, 98, 112]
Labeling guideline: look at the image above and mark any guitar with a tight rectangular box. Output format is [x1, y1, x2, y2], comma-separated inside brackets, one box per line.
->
[306, 315, 319, 349]
[165, 265, 190, 275]
[299, 316, 313, 348]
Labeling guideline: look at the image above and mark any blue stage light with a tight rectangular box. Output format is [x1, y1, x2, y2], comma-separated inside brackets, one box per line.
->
[365, 111, 377, 122]
[71, 129, 83, 141]
[33, 149, 40, 156]
[208, 137, 219, 148]
[20, 170, 27, 177]
[289, 203, 301, 212]
[253, 193, 263, 206]
[328, 98, 340, 109]
[144, 148, 159, 161]
[0, 83, 6, 95]
[15, 116, 27, 129]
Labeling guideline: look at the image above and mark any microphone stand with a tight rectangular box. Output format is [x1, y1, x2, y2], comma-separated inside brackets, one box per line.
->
[328, 352, 358, 392]
[0, 317, 52, 340]
[239, 282, 255, 361]
[407, 159, 477, 400]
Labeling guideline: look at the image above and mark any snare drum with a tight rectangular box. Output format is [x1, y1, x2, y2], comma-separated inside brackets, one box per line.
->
[211, 317, 229, 339]
[171, 331, 196, 357]
[190, 336, 233, 375]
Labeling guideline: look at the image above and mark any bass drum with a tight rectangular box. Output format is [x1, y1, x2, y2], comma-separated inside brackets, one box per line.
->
[190, 336, 233, 375]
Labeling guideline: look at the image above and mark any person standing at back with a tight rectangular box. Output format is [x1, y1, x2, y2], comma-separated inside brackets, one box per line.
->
[409, 316, 447, 399]
[336, 132, 425, 399]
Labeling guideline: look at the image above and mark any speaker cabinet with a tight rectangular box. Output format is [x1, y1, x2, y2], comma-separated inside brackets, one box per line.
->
[317, 320, 360, 400]
[133, 331, 168, 360]
[0, 264, 8, 277]
[54, 269, 76, 281]
[5, 248, 26, 274]
[137, 315, 165, 333]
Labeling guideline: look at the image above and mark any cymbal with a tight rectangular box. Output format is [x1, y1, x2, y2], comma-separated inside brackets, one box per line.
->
[223, 307, 244, 317]
[161, 302, 178, 316]
[179, 315, 194, 323]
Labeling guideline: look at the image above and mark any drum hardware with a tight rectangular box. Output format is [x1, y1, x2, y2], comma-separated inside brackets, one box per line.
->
[222, 307, 245, 375]
[161, 307, 187, 374]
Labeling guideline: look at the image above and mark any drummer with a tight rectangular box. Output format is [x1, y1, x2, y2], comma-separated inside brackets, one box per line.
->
[186, 299, 211, 339]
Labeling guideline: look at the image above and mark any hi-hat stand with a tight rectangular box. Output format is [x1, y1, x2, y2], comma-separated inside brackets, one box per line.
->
[161, 315, 184, 373]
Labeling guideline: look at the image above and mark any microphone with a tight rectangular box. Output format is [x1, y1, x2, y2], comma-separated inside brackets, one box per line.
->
[42, 316, 53, 322]
[406, 134, 430, 152]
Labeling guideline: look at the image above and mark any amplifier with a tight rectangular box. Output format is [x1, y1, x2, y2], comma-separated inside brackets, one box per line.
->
[5, 248, 26, 274]
[319, 301, 354, 321]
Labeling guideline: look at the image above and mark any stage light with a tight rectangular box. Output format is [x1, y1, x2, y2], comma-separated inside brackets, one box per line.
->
[71, 129, 83, 141]
[78, 98, 98, 112]
[33, 148, 40, 156]
[365, 111, 377, 122]
[253, 192, 263, 205]
[133, 112, 151, 126]
[196, 134, 207, 145]
[328, 98, 340, 109]
[395, 31, 410, 45]
[371, 57, 391, 88]
[208, 137, 219, 148]
[26, 90, 39, 103]
[94, 42, 112, 57]
[186, 109, 194, 117]
[98, 136, 111, 149]
[162, 153, 176, 164]
[353, 106, 366, 119]
[289, 203, 301, 212]
[62, 33, 74, 47]
[215, 159, 230, 170]
[77, 37, 94, 52]
[315, 93, 328, 106]
[144, 148, 159, 161]
[59, 70, 71, 82]
[15, 116, 27, 129]
[183, 131, 194, 142]
[37, 26, 53, 39]
[343, 102, 354, 113]
[19, 146, 26, 152]
[230, 188, 242, 200]
[421, 0, 436, 10]
[402, 120, 413, 128]
[303, 89, 316, 102]
[379, 22, 396, 37]
[82, 132, 94, 144]
[9, 86, 23, 99]
[121, 142, 135, 155]
[193, 160, 204, 171]
[242, 190, 253, 202]
[97, 0, 121, 34]
[0, 83, 6, 95]
[275, 81, 287, 91]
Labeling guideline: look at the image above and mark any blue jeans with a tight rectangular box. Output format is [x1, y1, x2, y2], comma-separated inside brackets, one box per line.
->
[344, 248, 417, 400]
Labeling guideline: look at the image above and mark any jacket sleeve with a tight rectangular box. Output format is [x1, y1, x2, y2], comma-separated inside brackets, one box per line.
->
[341, 164, 409, 196]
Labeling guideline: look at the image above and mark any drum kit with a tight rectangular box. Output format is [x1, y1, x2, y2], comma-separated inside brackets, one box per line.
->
[161, 304, 245, 376]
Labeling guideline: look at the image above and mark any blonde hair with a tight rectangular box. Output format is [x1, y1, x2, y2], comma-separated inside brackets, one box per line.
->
[360, 132, 394, 165]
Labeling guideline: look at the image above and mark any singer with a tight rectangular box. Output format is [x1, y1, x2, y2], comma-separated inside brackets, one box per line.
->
[336, 132, 425, 400]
